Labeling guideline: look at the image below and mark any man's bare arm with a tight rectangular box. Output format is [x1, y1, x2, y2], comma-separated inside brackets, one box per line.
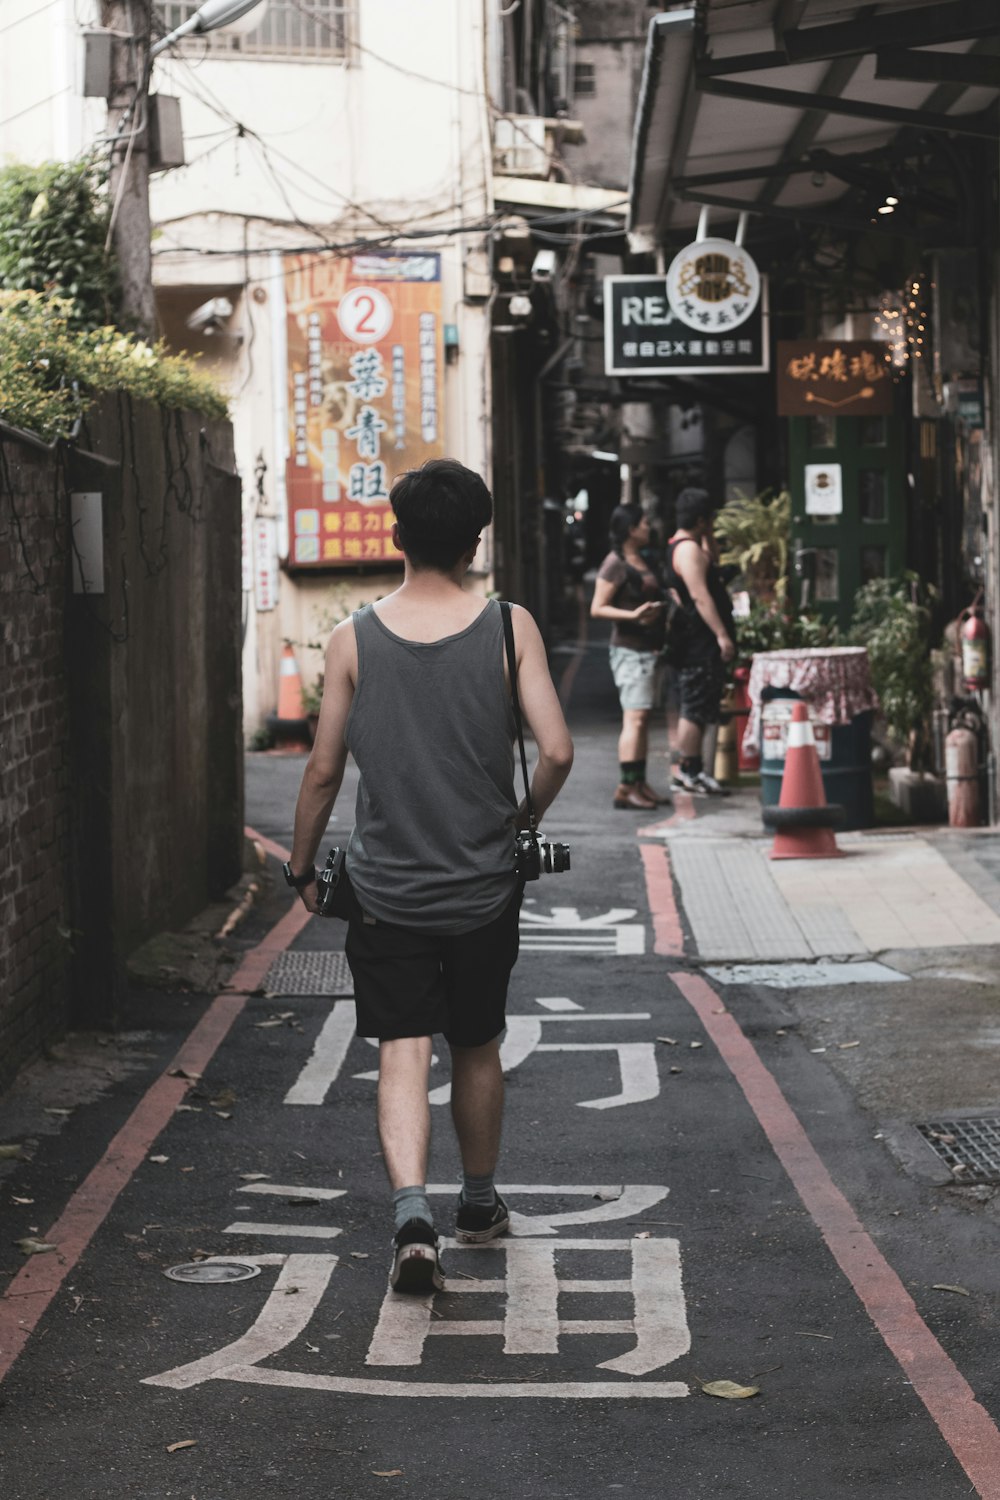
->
[510, 606, 574, 825]
[673, 540, 735, 662]
[289, 620, 356, 908]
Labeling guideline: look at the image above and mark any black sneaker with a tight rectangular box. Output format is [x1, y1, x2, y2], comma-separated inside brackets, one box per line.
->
[390, 1218, 444, 1295]
[455, 1192, 511, 1245]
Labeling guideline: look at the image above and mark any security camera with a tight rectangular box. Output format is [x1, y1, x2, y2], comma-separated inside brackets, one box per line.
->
[531, 249, 557, 281]
[186, 296, 234, 334]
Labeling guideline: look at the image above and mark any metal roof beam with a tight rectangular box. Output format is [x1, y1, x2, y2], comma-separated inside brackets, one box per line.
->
[875, 47, 1000, 89]
[697, 49, 790, 77]
[674, 186, 970, 243]
[697, 75, 1000, 139]
[784, 0, 1000, 63]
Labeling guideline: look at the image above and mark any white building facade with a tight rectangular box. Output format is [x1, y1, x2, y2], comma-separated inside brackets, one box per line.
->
[1, 0, 498, 732]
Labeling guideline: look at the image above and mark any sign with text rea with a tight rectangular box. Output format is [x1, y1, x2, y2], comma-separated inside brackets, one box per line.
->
[284, 252, 444, 569]
[604, 273, 768, 376]
[776, 340, 893, 416]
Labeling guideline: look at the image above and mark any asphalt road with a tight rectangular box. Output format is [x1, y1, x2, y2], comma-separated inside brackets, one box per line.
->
[2, 637, 999, 1499]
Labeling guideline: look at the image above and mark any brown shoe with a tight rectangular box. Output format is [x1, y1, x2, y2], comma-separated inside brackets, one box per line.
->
[639, 782, 672, 806]
[613, 783, 657, 810]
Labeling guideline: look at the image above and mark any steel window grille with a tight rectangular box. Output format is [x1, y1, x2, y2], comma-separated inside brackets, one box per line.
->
[156, 1, 354, 60]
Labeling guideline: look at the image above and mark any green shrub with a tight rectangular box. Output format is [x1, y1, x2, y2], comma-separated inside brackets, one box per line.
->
[717, 488, 791, 604]
[736, 599, 839, 665]
[848, 574, 935, 770]
[0, 290, 227, 441]
[0, 156, 117, 330]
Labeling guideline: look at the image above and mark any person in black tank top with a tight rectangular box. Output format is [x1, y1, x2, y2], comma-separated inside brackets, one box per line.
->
[663, 487, 736, 797]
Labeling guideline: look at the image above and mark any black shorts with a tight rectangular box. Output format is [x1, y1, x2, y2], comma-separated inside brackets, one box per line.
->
[678, 658, 725, 726]
[345, 884, 523, 1046]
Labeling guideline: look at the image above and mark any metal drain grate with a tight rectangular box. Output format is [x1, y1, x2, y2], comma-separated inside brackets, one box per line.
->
[917, 1116, 1000, 1184]
[264, 950, 353, 997]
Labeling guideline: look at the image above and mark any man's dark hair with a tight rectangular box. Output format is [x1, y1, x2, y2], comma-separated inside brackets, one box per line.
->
[608, 503, 644, 556]
[675, 486, 714, 530]
[390, 458, 493, 571]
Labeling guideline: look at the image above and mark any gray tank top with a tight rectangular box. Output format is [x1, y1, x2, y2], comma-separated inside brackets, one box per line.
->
[344, 599, 518, 934]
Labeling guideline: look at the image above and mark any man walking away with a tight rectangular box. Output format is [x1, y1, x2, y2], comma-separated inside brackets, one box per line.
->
[664, 487, 736, 796]
[286, 458, 574, 1294]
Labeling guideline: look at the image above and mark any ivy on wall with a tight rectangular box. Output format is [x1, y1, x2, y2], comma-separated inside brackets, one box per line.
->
[0, 155, 227, 442]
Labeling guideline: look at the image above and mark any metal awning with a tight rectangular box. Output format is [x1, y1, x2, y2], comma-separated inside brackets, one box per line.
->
[629, 0, 1000, 248]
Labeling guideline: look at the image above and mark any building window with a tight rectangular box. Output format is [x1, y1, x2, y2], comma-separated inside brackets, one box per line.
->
[573, 62, 596, 97]
[156, 1, 354, 60]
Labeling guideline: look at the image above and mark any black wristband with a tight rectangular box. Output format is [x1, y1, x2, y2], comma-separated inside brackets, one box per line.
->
[282, 861, 316, 889]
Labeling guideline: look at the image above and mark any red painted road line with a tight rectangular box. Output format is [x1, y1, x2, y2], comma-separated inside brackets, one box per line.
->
[670, 969, 1000, 1500]
[640, 843, 684, 957]
[0, 862, 312, 1385]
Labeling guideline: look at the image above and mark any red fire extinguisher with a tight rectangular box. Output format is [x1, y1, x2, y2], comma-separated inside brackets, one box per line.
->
[960, 601, 991, 692]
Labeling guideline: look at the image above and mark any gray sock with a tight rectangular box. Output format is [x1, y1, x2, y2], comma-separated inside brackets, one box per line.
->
[461, 1172, 496, 1208]
[393, 1184, 433, 1232]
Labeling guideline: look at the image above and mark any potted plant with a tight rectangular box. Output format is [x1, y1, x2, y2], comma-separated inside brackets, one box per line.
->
[849, 574, 942, 819]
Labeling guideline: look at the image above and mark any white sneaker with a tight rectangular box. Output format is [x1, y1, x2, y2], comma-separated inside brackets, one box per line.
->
[670, 767, 705, 794]
[695, 771, 730, 797]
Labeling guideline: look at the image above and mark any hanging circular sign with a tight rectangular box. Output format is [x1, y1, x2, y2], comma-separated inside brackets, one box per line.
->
[665, 238, 760, 333]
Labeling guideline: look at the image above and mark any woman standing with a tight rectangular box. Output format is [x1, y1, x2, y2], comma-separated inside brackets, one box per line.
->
[590, 504, 672, 810]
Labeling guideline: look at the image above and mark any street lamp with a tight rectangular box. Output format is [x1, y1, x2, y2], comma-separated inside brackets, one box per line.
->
[151, 0, 267, 58]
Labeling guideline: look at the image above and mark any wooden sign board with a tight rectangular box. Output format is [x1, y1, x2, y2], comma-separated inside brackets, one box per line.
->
[777, 340, 893, 416]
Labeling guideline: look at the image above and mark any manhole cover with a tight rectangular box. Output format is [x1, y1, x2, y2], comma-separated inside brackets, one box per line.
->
[917, 1116, 1000, 1184]
[164, 1260, 261, 1284]
[263, 950, 353, 996]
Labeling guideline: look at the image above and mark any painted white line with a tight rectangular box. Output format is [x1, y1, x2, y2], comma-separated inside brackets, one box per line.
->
[222, 1222, 342, 1239]
[536, 997, 583, 1011]
[598, 1238, 690, 1375]
[504, 1241, 561, 1354]
[144, 1254, 337, 1389]
[521, 907, 639, 927]
[424, 1017, 652, 1106]
[284, 1000, 355, 1106]
[237, 1184, 348, 1201]
[426, 1184, 629, 1196]
[536, 1042, 660, 1110]
[230, 1367, 689, 1397]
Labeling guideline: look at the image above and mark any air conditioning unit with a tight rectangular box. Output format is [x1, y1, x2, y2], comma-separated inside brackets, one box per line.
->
[493, 116, 548, 179]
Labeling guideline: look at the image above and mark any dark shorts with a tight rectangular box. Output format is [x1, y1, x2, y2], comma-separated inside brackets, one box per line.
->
[345, 884, 523, 1046]
[678, 657, 725, 726]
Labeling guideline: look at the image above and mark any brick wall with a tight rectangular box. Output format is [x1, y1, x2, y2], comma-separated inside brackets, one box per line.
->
[0, 433, 73, 1089]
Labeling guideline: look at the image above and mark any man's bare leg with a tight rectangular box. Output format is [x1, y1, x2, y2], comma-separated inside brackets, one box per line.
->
[378, 1035, 433, 1189]
[450, 1037, 504, 1176]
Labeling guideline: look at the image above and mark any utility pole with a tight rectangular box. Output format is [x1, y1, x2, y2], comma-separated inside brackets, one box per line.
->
[103, 0, 156, 338]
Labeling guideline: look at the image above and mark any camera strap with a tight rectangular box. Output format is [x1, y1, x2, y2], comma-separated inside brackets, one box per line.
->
[500, 601, 537, 834]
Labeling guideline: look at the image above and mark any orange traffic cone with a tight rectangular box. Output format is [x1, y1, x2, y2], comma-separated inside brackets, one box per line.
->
[763, 702, 845, 860]
[277, 643, 306, 721]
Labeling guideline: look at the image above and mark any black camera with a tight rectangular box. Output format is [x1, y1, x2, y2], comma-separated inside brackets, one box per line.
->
[514, 830, 571, 882]
[315, 846, 347, 918]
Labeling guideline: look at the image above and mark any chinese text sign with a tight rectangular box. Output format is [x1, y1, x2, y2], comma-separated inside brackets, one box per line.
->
[284, 253, 444, 568]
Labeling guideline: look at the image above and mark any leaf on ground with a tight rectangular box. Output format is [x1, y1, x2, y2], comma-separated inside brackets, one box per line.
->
[838, 1040, 861, 1050]
[209, 1090, 237, 1109]
[593, 1189, 622, 1202]
[253, 1019, 284, 1029]
[689, 1041, 704, 1049]
[0, 1145, 25, 1159]
[240, 1173, 269, 1181]
[932, 1283, 970, 1297]
[371, 1470, 403, 1478]
[44, 1107, 73, 1116]
[669, 1066, 683, 1075]
[350, 1252, 370, 1259]
[11, 1195, 33, 1205]
[698, 1378, 760, 1400]
[633, 1230, 652, 1239]
[166, 1439, 197, 1453]
[214, 1112, 232, 1121]
[656, 1037, 678, 1046]
[150, 1155, 169, 1164]
[16, 1237, 57, 1256]
[167, 1067, 202, 1080]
